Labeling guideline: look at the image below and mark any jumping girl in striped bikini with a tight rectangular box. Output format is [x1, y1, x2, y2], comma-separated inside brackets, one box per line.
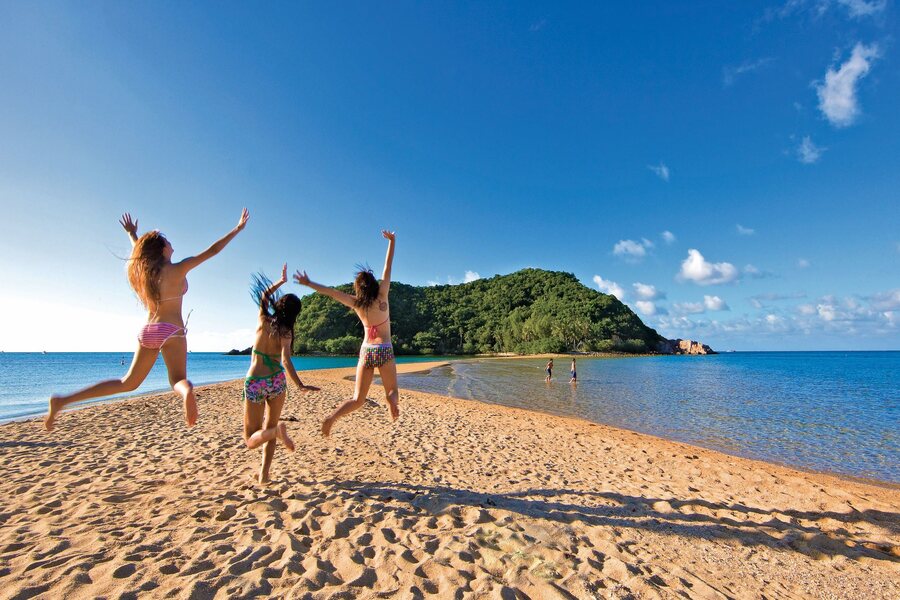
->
[243, 264, 319, 483]
[293, 230, 399, 437]
[45, 209, 250, 431]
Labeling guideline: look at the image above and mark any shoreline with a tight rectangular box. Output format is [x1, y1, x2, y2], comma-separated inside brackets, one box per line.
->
[8, 359, 896, 490]
[2, 369, 898, 598]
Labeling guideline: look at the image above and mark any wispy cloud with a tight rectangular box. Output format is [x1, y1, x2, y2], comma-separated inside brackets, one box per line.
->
[836, 0, 887, 18]
[815, 42, 880, 128]
[736, 224, 756, 236]
[529, 19, 547, 32]
[673, 295, 730, 314]
[464, 270, 481, 283]
[648, 162, 670, 182]
[796, 135, 825, 164]
[749, 291, 807, 308]
[635, 300, 666, 316]
[678, 249, 740, 285]
[661, 230, 676, 244]
[797, 258, 811, 268]
[593, 275, 625, 300]
[633, 282, 665, 300]
[427, 271, 482, 286]
[613, 238, 654, 261]
[723, 57, 774, 87]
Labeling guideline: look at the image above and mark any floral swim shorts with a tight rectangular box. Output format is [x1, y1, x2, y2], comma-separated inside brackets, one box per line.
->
[243, 371, 287, 404]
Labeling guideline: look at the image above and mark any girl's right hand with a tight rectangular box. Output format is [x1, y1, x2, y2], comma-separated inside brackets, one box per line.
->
[293, 270, 310, 286]
[382, 230, 396, 241]
[235, 208, 250, 232]
[119, 213, 138, 236]
[279, 263, 288, 284]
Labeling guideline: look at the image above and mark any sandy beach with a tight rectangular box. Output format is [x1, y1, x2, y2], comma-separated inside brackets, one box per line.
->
[1, 362, 897, 599]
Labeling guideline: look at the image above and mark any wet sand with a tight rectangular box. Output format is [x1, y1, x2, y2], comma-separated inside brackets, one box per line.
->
[1, 362, 897, 599]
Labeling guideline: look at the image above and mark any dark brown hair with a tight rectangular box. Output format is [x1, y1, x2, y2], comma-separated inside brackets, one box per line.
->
[251, 273, 302, 340]
[353, 267, 380, 309]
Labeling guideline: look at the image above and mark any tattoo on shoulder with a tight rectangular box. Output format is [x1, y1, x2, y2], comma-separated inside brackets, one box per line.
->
[379, 301, 388, 311]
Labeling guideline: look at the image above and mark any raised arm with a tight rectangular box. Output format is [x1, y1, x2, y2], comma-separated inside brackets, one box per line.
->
[256, 264, 288, 314]
[119, 213, 139, 247]
[281, 338, 319, 392]
[380, 230, 395, 295]
[292, 270, 358, 309]
[175, 208, 250, 273]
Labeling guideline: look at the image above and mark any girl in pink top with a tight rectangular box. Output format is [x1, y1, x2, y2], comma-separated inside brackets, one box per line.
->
[45, 209, 250, 431]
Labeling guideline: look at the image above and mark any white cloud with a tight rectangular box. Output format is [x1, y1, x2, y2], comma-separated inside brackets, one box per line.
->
[427, 271, 482, 286]
[743, 264, 773, 279]
[661, 230, 676, 244]
[869, 289, 900, 311]
[593, 275, 625, 300]
[464, 271, 481, 283]
[723, 57, 773, 87]
[837, 0, 887, 18]
[798, 303, 817, 315]
[736, 224, 755, 236]
[797, 136, 825, 164]
[797, 258, 811, 268]
[648, 162, 670, 181]
[633, 282, 665, 300]
[673, 301, 706, 314]
[678, 249, 740, 285]
[635, 301, 659, 316]
[613, 239, 652, 260]
[815, 43, 880, 128]
[529, 19, 547, 32]
[704, 295, 730, 311]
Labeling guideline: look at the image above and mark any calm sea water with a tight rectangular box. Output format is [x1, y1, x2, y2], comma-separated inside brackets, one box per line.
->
[2, 351, 897, 483]
[399, 352, 899, 484]
[0, 352, 441, 423]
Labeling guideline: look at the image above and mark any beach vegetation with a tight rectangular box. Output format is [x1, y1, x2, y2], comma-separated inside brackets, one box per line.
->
[293, 268, 662, 355]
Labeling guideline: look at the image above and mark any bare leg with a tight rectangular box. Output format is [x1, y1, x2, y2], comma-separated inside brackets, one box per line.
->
[377, 359, 400, 421]
[160, 336, 196, 427]
[259, 392, 290, 483]
[46, 343, 158, 431]
[245, 395, 294, 452]
[322, 357, 374, 437]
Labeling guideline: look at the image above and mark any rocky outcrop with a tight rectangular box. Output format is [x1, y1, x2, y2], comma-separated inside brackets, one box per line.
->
[656, 339, 716, 355]
[224, 347, 252, 356]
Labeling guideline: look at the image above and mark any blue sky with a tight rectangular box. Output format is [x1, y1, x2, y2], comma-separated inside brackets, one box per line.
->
[0, 1, 897, 351]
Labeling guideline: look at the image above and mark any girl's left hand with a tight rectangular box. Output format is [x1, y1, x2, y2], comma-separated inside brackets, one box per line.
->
[382, 230, 395, 241]
[279, 263, 287, 284]
[293, 270, 310, 286]
[119, 213, 138, 236]
[235, 208, 250, 232]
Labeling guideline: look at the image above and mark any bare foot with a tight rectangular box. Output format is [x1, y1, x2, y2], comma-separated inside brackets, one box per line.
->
[387, 397, 400, 422]
[258, 471, 270, 484]
[321, 417, 334, 438]
[183, 389, 198, 427]
[44, 396, 62, 432]
[276, 422, 295, 452]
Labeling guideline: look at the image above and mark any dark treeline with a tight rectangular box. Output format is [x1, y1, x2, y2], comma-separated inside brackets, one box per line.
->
[293, 268, 663, 355]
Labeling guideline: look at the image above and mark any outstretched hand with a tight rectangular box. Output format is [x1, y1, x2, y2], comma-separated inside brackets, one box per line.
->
[293, 270, 310, 286]
[119, 213, 138, 237]
[279, 263, 288, 284]
[382, 230, 396, 242]
[235, 208, 250, 232]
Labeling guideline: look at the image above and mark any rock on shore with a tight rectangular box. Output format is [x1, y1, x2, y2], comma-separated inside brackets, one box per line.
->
[657, 338, 716, 355]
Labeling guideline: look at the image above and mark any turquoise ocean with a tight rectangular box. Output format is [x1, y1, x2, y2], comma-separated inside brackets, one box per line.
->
[1, 351, 897, 484]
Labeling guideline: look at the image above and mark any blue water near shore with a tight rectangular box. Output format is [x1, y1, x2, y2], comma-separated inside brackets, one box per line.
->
[2, 351, 897, 483]
[399, 352, 899, 484]
[0, 352, 441, 424]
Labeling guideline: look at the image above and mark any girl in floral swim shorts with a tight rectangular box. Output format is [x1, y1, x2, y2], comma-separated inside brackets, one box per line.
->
[243, 264, 319, 483]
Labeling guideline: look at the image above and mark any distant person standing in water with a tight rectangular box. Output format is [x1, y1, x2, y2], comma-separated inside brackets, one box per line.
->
[45, 209, 250, 431]
[570, 358, 577, 384]
[294, 230, 398, 437]
[546, 358, 553, 382]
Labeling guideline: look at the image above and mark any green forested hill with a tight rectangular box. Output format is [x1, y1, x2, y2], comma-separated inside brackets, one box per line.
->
[293, 268, 663, 355]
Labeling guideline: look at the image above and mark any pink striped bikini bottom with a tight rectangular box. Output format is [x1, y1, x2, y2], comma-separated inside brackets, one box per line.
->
[138, 322, 186, 349]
